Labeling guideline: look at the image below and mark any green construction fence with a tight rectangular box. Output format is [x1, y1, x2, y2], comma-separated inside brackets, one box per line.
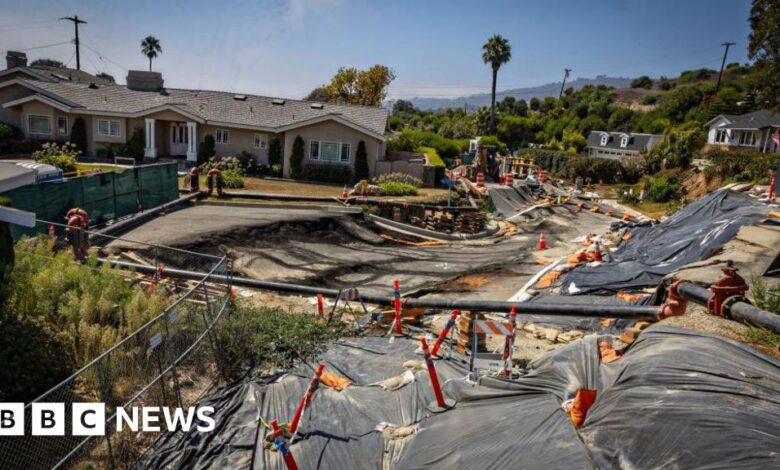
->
[3, 162, 179, 239]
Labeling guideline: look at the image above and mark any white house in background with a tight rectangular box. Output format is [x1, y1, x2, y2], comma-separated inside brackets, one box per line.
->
[706, 109, 780, 153]
[585, 131, 663, 160]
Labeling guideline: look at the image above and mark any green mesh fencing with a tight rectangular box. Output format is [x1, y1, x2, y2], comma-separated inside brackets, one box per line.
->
[3, 162, 179, 239]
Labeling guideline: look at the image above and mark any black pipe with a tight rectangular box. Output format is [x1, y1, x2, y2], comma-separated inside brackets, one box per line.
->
[675, 281, 780, 334]
[99, 258, 660, 320]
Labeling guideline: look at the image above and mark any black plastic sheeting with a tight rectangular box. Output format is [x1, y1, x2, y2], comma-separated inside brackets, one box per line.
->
[488, 185, 535, 218]
[135, 326, 780, 469]
[561, 189, 770, 295]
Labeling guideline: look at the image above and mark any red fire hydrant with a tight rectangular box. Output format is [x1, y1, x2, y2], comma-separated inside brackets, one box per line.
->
[64, 208, 89, 260]
[708, 264, 748, 317]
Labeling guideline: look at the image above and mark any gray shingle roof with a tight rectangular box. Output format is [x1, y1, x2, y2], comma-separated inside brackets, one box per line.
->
[720, 109, 780, 130]
[14, 79, 389, 136]
[586, 131, 661, 152]
[0, 66, 114, 85]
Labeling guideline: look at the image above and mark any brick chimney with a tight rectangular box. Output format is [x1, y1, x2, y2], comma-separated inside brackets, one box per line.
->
[126, 70, 164, 91]
[6, 51, 27, 69]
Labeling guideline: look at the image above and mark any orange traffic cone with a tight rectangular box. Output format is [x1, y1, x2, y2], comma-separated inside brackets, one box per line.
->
[341, 185, 349, 198]
[537, 231, 547, 250]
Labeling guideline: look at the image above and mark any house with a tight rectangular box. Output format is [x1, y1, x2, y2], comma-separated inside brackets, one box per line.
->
[585, 131, 663, 160]
[0, 51, 389, 178]
[705, 109, 780, 153]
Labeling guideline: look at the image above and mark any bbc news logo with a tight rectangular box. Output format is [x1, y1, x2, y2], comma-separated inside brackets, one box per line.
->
[0, 403, 215, 436]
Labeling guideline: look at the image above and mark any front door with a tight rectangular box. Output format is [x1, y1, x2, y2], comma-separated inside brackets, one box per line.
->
[170, 123, 188, 156]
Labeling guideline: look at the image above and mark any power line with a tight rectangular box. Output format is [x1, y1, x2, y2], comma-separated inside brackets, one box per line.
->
[17, 40, 72, 52]
[716, 42, 736, 93]
[80, 42, 129, 72]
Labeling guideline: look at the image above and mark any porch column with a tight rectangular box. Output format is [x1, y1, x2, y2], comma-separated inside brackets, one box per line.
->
[186, 121, 197, 162]
[144, 118, 157, 158]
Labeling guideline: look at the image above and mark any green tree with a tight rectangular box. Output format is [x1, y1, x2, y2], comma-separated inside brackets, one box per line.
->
[393, 99, 416, 114]
[482, 34, 512, 134]
[96, 72, 115, 83]
[140, 35, 162, 72]
[355, 140, 369, 180]
[70, 117, 87, 152]
[304, 86, 330, 102]
[529, 97, 541, 111]
[29, 58, 64, 68]
[268, 136, 282, 167]
[123, 126, 145, 161]
[290, 136, 305, 179]
[748, 0, 780, 110]
[198, 134, 215, 165]
[324, 65, 395, 106]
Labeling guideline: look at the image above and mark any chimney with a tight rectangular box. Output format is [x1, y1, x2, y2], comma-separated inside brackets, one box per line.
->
[6, 51, 27, 69]
[125, 70, 164, 91]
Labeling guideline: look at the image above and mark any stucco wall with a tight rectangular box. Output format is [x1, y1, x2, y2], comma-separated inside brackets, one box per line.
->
[281, 120, 383, 178]
[199, 125, 272, 165]
[0, 83, 33, 128]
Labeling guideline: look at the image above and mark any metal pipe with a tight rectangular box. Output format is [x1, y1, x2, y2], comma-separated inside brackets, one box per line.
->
[675, 281, 780, 334]
[99, 258, 661, 320]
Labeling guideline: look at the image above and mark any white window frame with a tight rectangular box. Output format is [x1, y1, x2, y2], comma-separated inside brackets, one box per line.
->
[56, 116, 69, 136]
[254, 133, 267, 150]
[216, 129, 229, 144]
[309, 140, 351, 163]
[97, 119, 121, 137]
[600, 134, 608, 146]
[739, 131, 756, 146]
[27, 114, 52, 136]
[620, 136, 628, 148]
[715, 129, 728, 143]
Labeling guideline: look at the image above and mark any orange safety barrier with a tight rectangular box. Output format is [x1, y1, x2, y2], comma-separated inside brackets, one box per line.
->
[536, 270, 562, 288]
[569, 388, 597, 428]
[321, 371, 352, 390]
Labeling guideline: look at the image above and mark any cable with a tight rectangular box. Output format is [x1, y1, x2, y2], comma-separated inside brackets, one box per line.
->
[18, 40, 72, 52]
[80, 42, 129, 72]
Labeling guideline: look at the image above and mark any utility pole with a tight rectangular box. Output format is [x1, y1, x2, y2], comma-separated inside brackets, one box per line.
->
[558, 68, 572, 100]
[716, 42, 735, 93]
[60, 15, 87, 70]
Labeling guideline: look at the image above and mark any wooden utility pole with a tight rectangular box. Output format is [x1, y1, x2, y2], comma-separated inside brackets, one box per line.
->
[558, 68, 572, 100]
[716, 42, 735, 93]
[60, 15, 87, 70]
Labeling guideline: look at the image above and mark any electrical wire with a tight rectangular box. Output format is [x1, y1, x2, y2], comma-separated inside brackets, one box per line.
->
[17, 40, 72, 52]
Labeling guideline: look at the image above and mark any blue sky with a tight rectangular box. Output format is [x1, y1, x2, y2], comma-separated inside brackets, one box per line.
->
[0, 0, 754, 100]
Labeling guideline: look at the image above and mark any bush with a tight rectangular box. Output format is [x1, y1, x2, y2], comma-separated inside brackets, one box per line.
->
[379, 182, 419, 196]
[631, 76, 653, 89]
[387, 130, 470, 160]
[564, 157, 643, 184]
[301, 163, 353, 184]
[642, 95, 658, 105]
[355, 140, 369, 181]
[475, 135, 507, 154]
[216, 303, 344, 377]
[123, 126, 145, 161]
[198, 134, 216, 165]
[198, 156, 245, 188]
[0, 122, 16, 144]
[647, 176, 679, 202]
[708, 150, 780, 183]
[269, 136, 282, 168]
[236, 150, 258, 174]
[32, 142, 80, 173]
[290, 136, 305, 179]
[70, 117, 87, 153]
[373, 172, 423, 187]
[619, 190, 640, 204]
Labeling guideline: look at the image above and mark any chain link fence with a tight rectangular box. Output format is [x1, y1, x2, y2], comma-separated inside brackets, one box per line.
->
[0, 227, 233, 470]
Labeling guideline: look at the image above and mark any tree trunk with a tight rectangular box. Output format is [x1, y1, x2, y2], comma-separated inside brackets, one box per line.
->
[490, 67, 498, 134]
[149, 57, 152, 72]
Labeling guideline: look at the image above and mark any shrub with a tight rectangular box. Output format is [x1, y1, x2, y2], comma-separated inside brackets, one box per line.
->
[198, 156, 245, 188]
[355, 140, 369, 181]
[620, 191, 640, 204]
[271, 164, 282, 177]
[32, 142, 80, 173]
[631, 76, 653, 89]
[647, 176, 679, 202]
[564, 157, 643, 184]
[269, 136, 282, 168]
[642, 95, 658, 105]
[387, 130, 471, 160]
[236, 150, 258, 174]
[379, 182, 419, 196]
[70, 117, 88, 153]
[0, 122, 16, 144]
[301, 163, 353, 184]
[198, 134, 216, 165]
[374, 172, 423, 187]
[707, 150, 780, 183]
[0, 199, 12, 309]
[290, 136, 305, 179]
[475, 135, 507, 154]
[123, 126, 145, 161]
[215, 303, 344, 377]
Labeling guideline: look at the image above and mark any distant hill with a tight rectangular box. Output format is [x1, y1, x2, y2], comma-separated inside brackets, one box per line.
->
[408, 76, 632, 111]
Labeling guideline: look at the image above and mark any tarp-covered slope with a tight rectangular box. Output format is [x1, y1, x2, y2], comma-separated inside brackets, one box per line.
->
[562, 189, 770, 295]
[136, 327, 780, 469]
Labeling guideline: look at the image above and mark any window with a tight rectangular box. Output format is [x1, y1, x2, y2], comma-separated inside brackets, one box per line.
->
[216, 129, 229, 144]
[56, 116, 68, 135]
[28, 114, 51, 135]
[620, 136, 628, 148]
[715, 129, 728, 143]
[254, 133, 267, 150]
[97, 119, 121, 137]
[739, 131, 756, 146]
[309, 140, 351, 162]
[600, 134, 608, 146]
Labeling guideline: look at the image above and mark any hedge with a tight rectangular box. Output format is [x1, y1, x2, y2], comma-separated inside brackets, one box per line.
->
[302, 163, 354, 184]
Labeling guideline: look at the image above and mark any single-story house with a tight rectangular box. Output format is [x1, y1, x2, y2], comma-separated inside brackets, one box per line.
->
[586, 131, 663, 160]
[0, 51, 389, 178]
[705, 109, 780, 153]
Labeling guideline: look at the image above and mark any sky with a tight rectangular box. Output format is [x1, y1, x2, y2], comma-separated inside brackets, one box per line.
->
[0, 0, 755, 101]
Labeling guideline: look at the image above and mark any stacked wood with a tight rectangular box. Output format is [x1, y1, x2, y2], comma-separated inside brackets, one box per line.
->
[412, 211, 486, 234]
[456, 311, 486, 354]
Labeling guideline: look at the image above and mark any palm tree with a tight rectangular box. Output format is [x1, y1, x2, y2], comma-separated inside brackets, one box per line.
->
[482, 35, 512, 134]
[141, 36, 162, 72]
